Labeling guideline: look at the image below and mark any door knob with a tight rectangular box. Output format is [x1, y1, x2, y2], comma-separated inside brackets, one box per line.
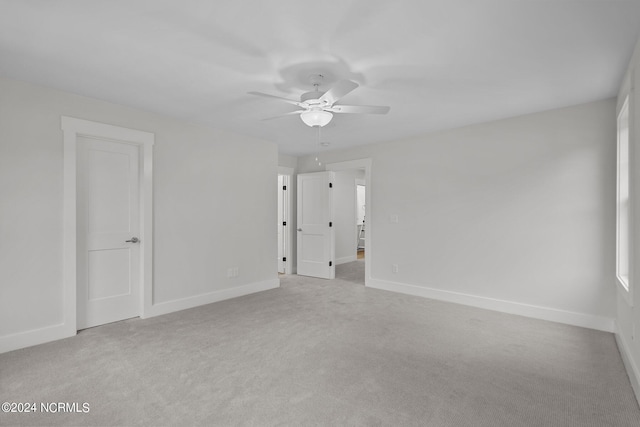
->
[125, 237, 139, 243]
[297, 228, 302, 231]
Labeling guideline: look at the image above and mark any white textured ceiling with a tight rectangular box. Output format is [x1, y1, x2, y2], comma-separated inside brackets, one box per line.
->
[1, 0, 639, 155]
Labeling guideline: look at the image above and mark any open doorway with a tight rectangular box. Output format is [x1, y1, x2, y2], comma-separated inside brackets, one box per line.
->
[326, 159, 371, 286]
[356, 180, 366, 260]
[333, 169, 365, 266]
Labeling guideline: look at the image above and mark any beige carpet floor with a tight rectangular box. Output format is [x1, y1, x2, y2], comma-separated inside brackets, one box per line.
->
[1, 260, 639, 426]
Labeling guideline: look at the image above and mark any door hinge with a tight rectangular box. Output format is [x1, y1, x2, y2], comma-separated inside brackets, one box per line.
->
[283, 257, 287, 262]
[329, 182, 333, 188]
[329, 261, 333, 267]
[329, 221, 332, 227]
[283, 221, 286, 226]
[283, 185, 286, 190]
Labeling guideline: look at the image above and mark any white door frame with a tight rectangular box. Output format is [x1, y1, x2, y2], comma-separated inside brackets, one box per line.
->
[279, 166, 294, 275]
[62, 117, 154, 334]
[326, 159, 371, 286]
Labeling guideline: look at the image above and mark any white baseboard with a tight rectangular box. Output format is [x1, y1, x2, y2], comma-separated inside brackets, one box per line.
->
[0, 323, 76, 354]
[145, 278, 280, 318]
[1, 279, 280, 354]
[367, 278, 615, 333]
[616, 328, 640, 406]
[336, 255, 357, 265]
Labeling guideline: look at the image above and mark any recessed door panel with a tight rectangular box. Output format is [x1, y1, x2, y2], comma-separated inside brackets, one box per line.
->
[301, 234, 324, 262]
[88, 249, 131, 300]
[88, 149, 132, 234]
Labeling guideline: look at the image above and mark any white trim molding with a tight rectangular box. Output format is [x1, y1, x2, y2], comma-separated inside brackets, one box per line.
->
[278, 167, 294, 275]
[367, 278, 616, 333]
[616, 329, 640, 406]
[616, 95, 634, 307]
[62, 116, 155, 335]
[146, 279, 280, 318]
[0, 323, 69, 354]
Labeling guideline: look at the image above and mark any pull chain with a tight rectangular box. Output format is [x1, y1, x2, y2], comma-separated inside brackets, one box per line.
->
[315, 126, 322, 166]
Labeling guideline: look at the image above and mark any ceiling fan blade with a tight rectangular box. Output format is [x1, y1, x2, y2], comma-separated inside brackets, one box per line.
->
[248, 91, 302, 107]
[327, 105, 390, 114]
[318, 80, 359, 106]
[260, 110, 305, 121]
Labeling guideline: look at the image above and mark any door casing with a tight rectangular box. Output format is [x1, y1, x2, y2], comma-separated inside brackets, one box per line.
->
[279, 167, 294, 274]
[62, 116, 154, 334]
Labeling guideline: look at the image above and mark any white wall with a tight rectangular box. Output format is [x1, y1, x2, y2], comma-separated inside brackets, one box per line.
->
[0, 77, 278, 352]
[278, 153, 298, 170]
[334, 171, 358, 264]
[299, 99, 616, 331]
[616, 37, 640, 405]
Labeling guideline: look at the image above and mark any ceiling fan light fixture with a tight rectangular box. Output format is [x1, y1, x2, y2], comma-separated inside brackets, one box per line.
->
[249, 78, 389, 129]
[300, 109, 333, 127]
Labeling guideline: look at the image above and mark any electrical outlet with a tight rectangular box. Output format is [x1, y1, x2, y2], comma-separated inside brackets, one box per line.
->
[227, 268, 234, 278]
[390, 214, 399, 223]
[392, 264, 399, 273]
[233, 267, 239, 277]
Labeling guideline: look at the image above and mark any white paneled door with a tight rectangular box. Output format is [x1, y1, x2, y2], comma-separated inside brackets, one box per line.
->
[297, 171, 335, 279]
[77, 136, 141, 329]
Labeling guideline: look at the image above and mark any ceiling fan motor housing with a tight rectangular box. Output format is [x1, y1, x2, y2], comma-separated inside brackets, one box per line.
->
[301, 91, 327, 104]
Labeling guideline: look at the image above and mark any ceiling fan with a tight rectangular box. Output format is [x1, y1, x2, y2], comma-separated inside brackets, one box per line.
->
[248, 75, 390, 127]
